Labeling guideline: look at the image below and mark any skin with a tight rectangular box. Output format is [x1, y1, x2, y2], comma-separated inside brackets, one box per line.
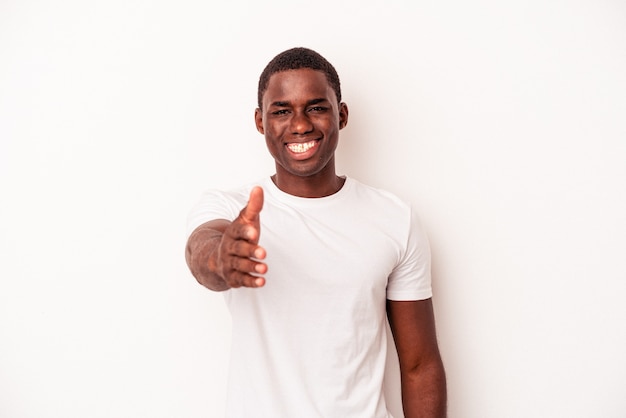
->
[185, 68, 447, 417]
[388, 299, 448, 418]
[255, 68, 349, 198]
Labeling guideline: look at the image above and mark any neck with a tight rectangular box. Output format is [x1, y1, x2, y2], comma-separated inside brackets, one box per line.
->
[272, 166, 345, 198]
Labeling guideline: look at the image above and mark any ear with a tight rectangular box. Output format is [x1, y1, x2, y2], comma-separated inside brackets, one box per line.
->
[339, 102, 349, 129]
[254, 108, 264, 134]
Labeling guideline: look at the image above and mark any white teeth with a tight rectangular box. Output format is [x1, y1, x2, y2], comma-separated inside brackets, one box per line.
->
[287, 140, 316, 153]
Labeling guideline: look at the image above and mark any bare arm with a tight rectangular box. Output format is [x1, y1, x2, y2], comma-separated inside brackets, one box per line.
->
[387, 298, 447, 418]
[185, 186, 267, 291]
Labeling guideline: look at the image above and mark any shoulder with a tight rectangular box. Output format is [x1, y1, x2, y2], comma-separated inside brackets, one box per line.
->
[347, 177, 412, 214]
[186, 179, 263, 235]
[197, 179, 265, 206]
[346, 178, 430, 245]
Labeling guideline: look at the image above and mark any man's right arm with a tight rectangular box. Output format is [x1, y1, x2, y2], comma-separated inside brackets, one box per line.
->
[185, 186, 267, 291]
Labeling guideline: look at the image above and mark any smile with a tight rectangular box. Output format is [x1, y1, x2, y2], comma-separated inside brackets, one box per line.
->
[287, 140, 318, 154]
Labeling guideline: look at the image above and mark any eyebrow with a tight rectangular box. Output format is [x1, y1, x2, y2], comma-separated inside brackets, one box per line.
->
[269, 98, 330, 108]
[270, 101, 290, 107]
[307, 98, 329, 106]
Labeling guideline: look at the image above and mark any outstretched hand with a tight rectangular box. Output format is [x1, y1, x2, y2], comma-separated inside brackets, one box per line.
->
[215, 186, 267, 288]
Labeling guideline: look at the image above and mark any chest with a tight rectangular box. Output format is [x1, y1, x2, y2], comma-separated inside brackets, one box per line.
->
[259, 201, 404, 296]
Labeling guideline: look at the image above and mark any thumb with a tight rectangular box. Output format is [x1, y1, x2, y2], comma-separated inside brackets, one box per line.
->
[241, 186, 264, 222]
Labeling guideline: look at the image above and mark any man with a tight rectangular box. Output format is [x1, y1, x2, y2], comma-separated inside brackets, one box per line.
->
[185, 47, 446, 417]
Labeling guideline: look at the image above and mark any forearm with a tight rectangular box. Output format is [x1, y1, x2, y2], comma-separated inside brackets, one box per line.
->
[185, 227, 230, 291]
[400, 357, 447, 418]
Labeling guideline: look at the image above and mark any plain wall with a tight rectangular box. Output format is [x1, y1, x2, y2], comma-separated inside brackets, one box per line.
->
[1, 1, 625, 417]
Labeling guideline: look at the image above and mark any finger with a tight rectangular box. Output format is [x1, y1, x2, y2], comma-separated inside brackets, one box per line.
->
[226, 270, 266, 288]
[240, 186, 264, 223]
[229, 256, 267, 276]
[221, 230, 266, 258]
[238, 275, 265, 288]
[230, 240, 266, 260]
[224, 221, 259, 243]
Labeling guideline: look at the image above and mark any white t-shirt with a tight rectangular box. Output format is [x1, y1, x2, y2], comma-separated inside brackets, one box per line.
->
[187, 176, 432, 418]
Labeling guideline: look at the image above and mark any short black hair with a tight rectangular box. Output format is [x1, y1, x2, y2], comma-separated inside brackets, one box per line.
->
[257, 47, 342, 109]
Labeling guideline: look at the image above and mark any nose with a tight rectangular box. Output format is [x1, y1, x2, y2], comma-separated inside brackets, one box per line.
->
[290, 111, 313, 135]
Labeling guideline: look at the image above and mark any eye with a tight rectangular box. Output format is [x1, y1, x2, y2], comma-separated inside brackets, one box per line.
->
[308, 106, 327, 113]
[272, 109, 289, 115]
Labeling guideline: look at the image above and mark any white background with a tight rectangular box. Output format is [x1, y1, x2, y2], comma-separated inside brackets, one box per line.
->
[1, 1, 625, 417]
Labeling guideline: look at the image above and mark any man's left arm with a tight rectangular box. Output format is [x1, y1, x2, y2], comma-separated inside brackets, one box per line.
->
[387, 298, 447, 418]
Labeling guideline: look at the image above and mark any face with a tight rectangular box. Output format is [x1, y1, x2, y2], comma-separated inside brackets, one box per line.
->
[255, 68, 348, 187]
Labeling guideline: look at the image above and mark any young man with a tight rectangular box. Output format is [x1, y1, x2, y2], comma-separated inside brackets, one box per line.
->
[185, 47, 447, 418]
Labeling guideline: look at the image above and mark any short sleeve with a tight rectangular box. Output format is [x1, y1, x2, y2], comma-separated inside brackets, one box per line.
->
[186, 189, 247, 237]
[386, 208, 432, 301]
